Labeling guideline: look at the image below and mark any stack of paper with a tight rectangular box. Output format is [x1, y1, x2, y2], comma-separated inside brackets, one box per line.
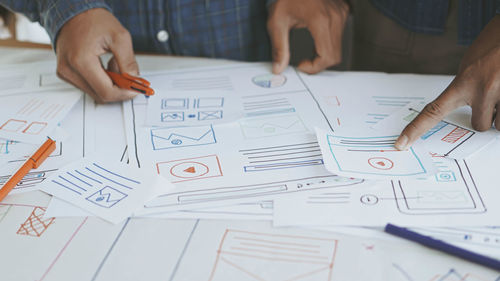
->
[1, 60, 500, 281]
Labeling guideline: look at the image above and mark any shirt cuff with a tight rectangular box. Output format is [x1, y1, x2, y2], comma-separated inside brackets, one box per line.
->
[39, 0, 112, 47]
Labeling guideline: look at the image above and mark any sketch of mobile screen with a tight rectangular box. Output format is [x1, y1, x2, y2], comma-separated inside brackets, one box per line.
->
[392, 159, 486, 215]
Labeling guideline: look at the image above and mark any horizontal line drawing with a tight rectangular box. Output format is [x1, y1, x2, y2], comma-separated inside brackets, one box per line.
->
[244, 159, 324, 172]
[52, 179, 82, 195]
[92, 163, 140, 184]
[85, 167, 134, 190]
[58, 175, 87, 192]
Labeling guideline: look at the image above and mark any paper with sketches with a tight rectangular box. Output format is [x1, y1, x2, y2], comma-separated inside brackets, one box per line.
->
[123, 64, 370, 215]
[145, 91, 242, 126]
[315, 127, 436, 180]
[40, 157, 174, 223]
[0, 89, 81, 143]
[274, 151, 500, 227]
[373, 102, 499, 159]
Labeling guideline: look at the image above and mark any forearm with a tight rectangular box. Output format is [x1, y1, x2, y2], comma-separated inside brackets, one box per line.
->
[0, 0, 111, 45]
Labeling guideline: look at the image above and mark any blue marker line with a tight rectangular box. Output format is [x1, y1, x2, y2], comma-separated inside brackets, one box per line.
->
[76, 170, 102, 184]
[85, 168, 133, 190]
[67, 172, 92, 186]
[92, 163, 140, 184]
[52, 180, 82, 195]
[58, 176, 87, 192]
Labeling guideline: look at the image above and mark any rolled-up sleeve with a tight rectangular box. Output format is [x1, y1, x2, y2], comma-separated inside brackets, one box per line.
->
[0, 0, 111, 44]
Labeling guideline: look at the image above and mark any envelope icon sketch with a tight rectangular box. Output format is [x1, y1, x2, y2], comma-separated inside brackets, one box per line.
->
[209, 230, 338, 281]
[161, 112, 185, 122]
[198, 110, 223, 121]
[86, 186, 128, 208]
[240, 114, 308, 139]
[150, 125, 216, 150]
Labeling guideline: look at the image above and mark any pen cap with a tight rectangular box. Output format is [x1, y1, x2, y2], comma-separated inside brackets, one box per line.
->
[31, 139, 56, 168]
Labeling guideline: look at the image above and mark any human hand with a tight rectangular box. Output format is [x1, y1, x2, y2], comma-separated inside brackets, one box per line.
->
[267, 0, 349, 74]
[55, 8, 139, 103]
[395, 15, 500, 150]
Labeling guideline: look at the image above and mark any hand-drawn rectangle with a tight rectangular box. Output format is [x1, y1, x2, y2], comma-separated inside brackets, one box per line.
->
[0, 119, 27, 132]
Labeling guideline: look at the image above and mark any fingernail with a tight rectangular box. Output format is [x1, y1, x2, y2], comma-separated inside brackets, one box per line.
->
[395, 135, 409, 151]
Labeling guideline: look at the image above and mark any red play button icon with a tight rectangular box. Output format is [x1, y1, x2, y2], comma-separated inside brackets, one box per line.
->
[184, 166, 196, 173]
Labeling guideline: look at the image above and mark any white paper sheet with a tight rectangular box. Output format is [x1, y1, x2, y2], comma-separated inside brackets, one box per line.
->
[316, 127, 437, 180]
[0, 96, 95, 196]
[373, 102, 499, 159]
[40, 157, 174, 223]
[1, 213, 498, 281]
[274, 142, 500, 227]
[145, 90, 243, 126]
[0, 88, 81, 144]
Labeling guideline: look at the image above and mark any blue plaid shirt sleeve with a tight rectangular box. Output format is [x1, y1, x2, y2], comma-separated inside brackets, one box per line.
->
[0, 0, 111, 44]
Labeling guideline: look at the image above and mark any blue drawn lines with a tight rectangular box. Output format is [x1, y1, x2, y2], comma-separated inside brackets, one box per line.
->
[422, 121, 448, 140]
[198, 110, 223, 121]
[86, 186, 128, 208]
[240, 142, 324, 172]
[75, 170, 102, 184]
[150, 125, 216, 150]
[195, 97, 224, 108]
[326, 135, 428, 177]
[161, 112, 185, 122]
[162, 98, 189, 110]
[159, 97, 224, 123]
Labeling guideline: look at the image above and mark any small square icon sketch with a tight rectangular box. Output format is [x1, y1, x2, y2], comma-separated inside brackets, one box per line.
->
[0, 119, 27, 132]
[198, 110, 223, 120]
[195, 97, 224, 108]
[161, 112, 185, 122]
[86, 186, 128, 208]
[435, 171, 456, 182]
[22, 122, 47, 135]
[161, 98, 189, 110]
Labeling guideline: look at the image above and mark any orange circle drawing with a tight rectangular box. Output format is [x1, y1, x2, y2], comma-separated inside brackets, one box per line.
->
[368, 157, 394, 170]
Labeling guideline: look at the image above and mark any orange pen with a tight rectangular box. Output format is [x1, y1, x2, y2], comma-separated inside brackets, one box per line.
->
[0, 137, 56, 202]
[105, 70, 155, 97]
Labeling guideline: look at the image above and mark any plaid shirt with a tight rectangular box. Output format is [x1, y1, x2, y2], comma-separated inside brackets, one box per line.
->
[1, 0, 499, 60]
[0, 0, 275, 61]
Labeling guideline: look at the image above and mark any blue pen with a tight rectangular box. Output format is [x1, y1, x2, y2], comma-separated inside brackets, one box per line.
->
[384, 223, 500, 271]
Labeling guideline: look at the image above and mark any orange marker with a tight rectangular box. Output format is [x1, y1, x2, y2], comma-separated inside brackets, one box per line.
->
[0, 138, 56, 202]
[106, 70, 155, 97]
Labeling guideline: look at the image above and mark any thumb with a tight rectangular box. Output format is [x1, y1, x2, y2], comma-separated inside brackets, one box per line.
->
[108, 30, 139, 76]
[267, 18, 291, 74]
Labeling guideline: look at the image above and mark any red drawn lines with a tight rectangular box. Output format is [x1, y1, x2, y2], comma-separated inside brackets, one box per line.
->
[40, 103, 64, 120]
[17, 207, 55, 237]
[208, 229, 338, 281]
[441, 127, 469, 144]
[0, 119, 27, 132]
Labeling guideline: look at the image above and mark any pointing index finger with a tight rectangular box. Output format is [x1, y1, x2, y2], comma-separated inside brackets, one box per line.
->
[395, 86, 465, 150]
